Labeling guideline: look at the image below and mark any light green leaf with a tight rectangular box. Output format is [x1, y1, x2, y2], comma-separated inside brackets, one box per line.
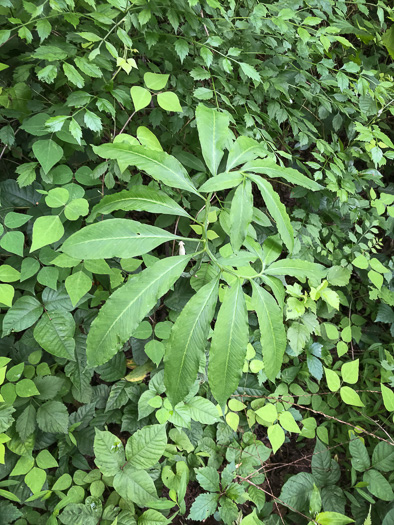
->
[195, 103, 230, 176]
[136, 126, 163, 151]
[36, 450, 58, 469]
[164, 277, 219, 406]
[184, 396, 219, 424]
[126, 424, 167, 469]
[31, 215, 64, 252]
[63, 62, 84, 88]
[157, 92, 182, 112]
[240, 510, 264, 524]
[229, 179, 253, 252]
[2, 296, 43, 336]
[316, 512, 354, 525]
[86, 255, 191, 366]
[131, 86, 152, 112]
[144, 72, 169, 90]
[45, 188, 69, 208]
[381, 383, 394, 412]
[279, 411, 300, 433]
[352, 255, 368, 269]
[247, 174, 294, 253]
[114, 464, 158, 506]
[0, 284, 14, 307]
[188, 493, 219, 521]
[368, 269, 383, 290]
[15, 378, 40, 398]
[62, 219, 178, 260]
[138, 509, 170, 525]
[199, 171, 244, 192]
[94, 429, 126, 476]
[0, 231, 24, 256]
[324, 367, 340, 392]
[239, 62, 261, 82]
[88, 187, 190, 223]
[196, 466, 220, 492]
[32, 139, 63, 174]
[341, 359, 359, 385]
[208, 280, 248, 407]
[251, 281, 286, 381]
[264, 259, 325, 280]
[226, 136, 263, 171]
[84, 109, 102, 132]
[64, 198, 89, 221]
[65, 271, 92, 306]
[255, 403, 277, 424]
[244, 160, 323, 191]
[268, 424, 285, 453]
[93, 143, 200, 196]
[25, 467, 46, 494]
[340, 386, 364, 407]
[226, 411, 239, 431]
[33, 310, 76, 360]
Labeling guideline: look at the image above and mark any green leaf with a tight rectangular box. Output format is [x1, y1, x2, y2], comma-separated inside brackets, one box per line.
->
[196, 466, 220, 492]
[114, 464, 158, 506]
[264, 259, 325, 280]
[324, 367, 340, 392]
[208, 280, 248, 407]
[15, 379, 40, 398]
[247, 174, 294, 253]
[33, 310, 76, 360]
[0, 231, 24, 256]
[64, 198, 89, 221]
[279, 411, 300, 433]
[138, 509, 170, 525]
[240, 510, 264, 524]
[62, 219, 178, 260]
[2, 296, 43, 336]
[352, 255, 368, 269]
[363, 469, 394, 501]
[316, 512, 354, 525]
[381, 383, 394, 412]
[280, 472, 315, 511]
[63, 62, 85, 88]
[36, 449, 58, 469]
[341, 359, 359, 384]
[94, 429, 126, 476]
[226, 137, 263, 171]
[195, 103, 230, 176]
[45, 188, 69, 208]
[126, 424, 167, 469]
[255, 403, 277, 424]
[174, 39, 189, 62]
[372, 442, 394, 472]
[349, 438, 370, 472]
[88, 187, 190, 223]
[86, 255, 191, 366]
[239, 62, 261, 82]
[21, 113, 51, 136]
[93, 144, 200, 196]
[25, 467, 46, 494]
[84, 109, 102, 132]
[157, 92, 182, 112]
[340, 386, 364, 407]
[131, 86, 152, 112]
[0, 284, 14, 307]
[15, 405, 36, 441]
[244, 160, 323, 191]
[184, 396, 219, 424]
[164, 277, 219, 406]
[327, 266, 351, 287]
[65, 271, 92, 306]
[229, 179, 253, 252]
[368, 269, 383, 290]
[32, 139, 63, 174]
[268, 424, 285, 453]
[31, 215, 64, 252]
[37, 400, 69, 433]
[144, 72, 169, 90]
[188, 493, 219, 521]
[199, 171, 243, 192]
[251, 281, 286, 381]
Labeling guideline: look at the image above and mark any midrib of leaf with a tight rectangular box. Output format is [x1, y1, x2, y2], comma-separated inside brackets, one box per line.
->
[228, 143, 258, 170]
[222, 284, 240, 387]
[173, 280, 218, 399]
[211, 110, 217, 175]
[95, 257, 187, 352]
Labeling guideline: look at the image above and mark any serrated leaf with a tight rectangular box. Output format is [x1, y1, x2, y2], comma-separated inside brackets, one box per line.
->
[93, 143, 200, 196]
[86, 256, 191, 366]
[37, 401, 69, 433]
[94, 429, 126, 476]
[251, 281, 286, 381]
[2, 296, 43, 336]
[88, 187, 190, 222]
[114, 464, 158, 506]
[33, 310, 76, 360]
[62, 218, 179, 259]
[229, 179, 253, 252]
[126, 424, 167, 469]
[208, 280, 248, 406]
[164, 277, 219, 406]
[247, 174, 294, 253]
[196, 466, 220, 492]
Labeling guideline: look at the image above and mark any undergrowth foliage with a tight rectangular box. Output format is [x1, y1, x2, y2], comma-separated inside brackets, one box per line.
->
[0, 0, 393, 524]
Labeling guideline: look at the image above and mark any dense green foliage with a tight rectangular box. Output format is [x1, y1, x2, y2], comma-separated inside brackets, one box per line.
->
[0, 0, 394, 524]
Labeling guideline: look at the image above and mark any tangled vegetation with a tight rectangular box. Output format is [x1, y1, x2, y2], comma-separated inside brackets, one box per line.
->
[0, 0, 393, 523]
